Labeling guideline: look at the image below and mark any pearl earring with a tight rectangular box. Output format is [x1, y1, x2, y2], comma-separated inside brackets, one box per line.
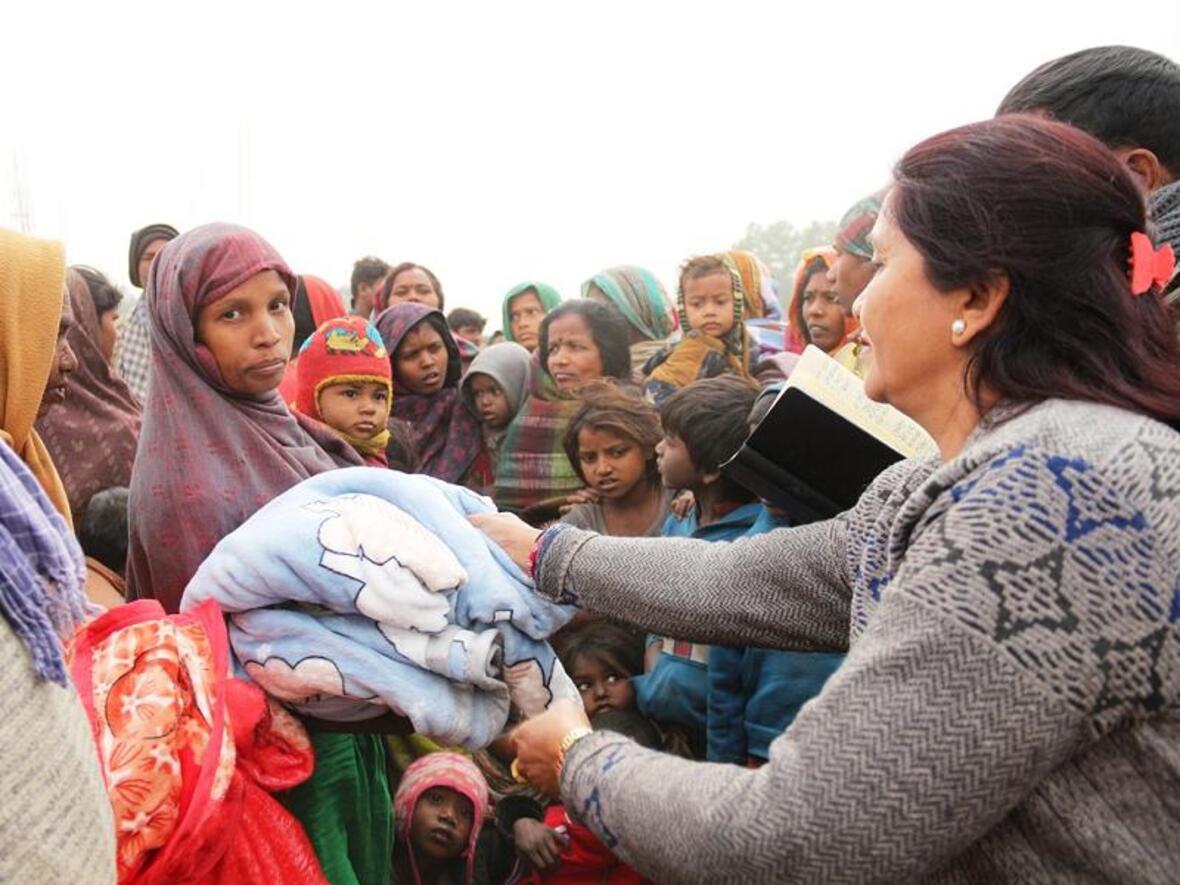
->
[951, 319, 966, 337]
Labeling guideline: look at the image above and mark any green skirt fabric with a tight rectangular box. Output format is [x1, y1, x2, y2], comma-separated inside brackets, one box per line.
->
[281, 732, 392, 885]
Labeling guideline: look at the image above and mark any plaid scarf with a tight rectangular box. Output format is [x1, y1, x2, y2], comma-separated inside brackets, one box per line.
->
[493, 357, 584, 512]
[0, 440, 88, 684]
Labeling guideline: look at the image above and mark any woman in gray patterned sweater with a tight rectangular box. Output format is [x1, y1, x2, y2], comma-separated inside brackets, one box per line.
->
[473, 115, 1180, 884]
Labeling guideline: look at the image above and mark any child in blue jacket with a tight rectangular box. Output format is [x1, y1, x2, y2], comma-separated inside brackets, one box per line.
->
[705, 385, 844, 764]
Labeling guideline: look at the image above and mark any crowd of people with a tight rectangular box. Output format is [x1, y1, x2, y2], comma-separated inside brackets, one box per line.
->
[2, 44, 1180, 885]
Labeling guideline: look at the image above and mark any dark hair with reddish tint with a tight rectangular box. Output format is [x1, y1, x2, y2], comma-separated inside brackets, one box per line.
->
[562, 382, 662, 484]
[889, 114, 1180, 424]
[379, 262, 445, 312]
[538, 300, 632, 384]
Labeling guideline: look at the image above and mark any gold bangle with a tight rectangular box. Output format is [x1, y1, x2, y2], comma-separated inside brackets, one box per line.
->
[510, 757, 528, 784]
[555, 727, 594, 779]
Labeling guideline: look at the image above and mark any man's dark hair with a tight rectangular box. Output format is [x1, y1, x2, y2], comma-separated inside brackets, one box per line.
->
[446, 307, 486, 333]
[79, 487, 130, 574]
[350, 256, 391, 298]
[660, 375, 759, 475]
[73, 266, 123, 315]
[998, 46, 1180, 175]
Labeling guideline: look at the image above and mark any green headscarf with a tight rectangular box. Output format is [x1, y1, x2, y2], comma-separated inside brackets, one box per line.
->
[500, 281, 562, 343]
[581, 265, 677, 341]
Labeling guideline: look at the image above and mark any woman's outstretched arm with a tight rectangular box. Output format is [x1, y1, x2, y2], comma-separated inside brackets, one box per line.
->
[537, 518, 852, 652]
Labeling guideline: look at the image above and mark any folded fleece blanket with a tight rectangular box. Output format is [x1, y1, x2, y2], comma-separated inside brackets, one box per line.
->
[182, 468, 578, 748]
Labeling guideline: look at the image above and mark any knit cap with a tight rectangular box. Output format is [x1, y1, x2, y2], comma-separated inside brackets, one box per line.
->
[295, 316, 392, 425]
[394, 752, 491, 885]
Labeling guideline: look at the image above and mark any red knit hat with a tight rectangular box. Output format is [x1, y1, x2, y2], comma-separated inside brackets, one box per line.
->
[295, 316, 393, 422]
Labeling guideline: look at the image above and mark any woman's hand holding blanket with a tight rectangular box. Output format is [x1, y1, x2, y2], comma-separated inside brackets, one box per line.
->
[469, 512, 542, 573]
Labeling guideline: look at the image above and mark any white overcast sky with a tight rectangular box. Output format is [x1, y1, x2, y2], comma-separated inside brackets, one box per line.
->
[3, 1, 1178, 330]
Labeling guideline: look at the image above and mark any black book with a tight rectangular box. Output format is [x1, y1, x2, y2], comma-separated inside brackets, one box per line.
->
[723, 346, 937, 525]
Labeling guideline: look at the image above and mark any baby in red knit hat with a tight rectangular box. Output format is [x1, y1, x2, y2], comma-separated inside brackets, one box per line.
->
[295, 316, 393, 466]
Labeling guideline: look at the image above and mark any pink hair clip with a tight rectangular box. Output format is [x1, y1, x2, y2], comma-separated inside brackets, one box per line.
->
[1128, 231, 1176, 296]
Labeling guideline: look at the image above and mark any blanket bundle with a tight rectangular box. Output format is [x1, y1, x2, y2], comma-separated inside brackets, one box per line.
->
[182, 468, 577, 747]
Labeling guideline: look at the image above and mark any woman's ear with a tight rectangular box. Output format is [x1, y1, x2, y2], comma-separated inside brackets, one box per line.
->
[954, 272, 1010, 348]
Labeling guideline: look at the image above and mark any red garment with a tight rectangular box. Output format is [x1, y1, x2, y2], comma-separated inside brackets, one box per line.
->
[70, 599, 327, 884]
[126, 225, 362, 613]
[278, 275, 348, 406]
[517, 806, 652, 885]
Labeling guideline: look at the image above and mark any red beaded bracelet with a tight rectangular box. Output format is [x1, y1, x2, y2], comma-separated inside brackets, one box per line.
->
[527, 529, 546, 582]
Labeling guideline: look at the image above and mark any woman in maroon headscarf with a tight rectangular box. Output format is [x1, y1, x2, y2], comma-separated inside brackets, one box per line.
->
[125, 223, 395, 883]
[36, 267, 142, 520]
[126, 224, 361, 613]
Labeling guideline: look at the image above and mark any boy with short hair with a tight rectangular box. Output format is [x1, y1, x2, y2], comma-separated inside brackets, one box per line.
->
[705, 385, 844, 765]
[447, 307, 488, 348]
[349, 255, 391, 318]
[631, 375, 761, 754]
[999, 46, 1180, 298]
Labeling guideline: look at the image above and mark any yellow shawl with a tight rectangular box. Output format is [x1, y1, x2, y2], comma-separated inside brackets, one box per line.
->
[0, 229, 73, 522]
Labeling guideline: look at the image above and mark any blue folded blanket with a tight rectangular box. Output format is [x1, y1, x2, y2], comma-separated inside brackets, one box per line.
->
[182, 468, 577, 748]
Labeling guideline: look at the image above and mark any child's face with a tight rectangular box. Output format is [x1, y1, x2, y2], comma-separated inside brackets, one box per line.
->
[468, 373, 511, 428]
[395, 321, 449, 396]
[576, 427, 649, 500]
[682, 271, 736, 339]
[571, 651, 636, 718]
[655, 433, 700, 490]
[410, 786, 474, 864]
[508, 291, 545, 352]
[318, 381, 390, 440]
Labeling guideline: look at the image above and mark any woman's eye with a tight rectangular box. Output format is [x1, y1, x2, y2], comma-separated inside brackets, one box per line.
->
[220, 309, 240, 321]
[575, 681, 591, 693]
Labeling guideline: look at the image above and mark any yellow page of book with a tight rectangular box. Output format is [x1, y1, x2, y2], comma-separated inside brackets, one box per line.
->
[784, 345, 938, 458]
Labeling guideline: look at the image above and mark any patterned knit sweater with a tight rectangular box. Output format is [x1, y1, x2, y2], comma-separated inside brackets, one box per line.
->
[535, 399, 1180, 884]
